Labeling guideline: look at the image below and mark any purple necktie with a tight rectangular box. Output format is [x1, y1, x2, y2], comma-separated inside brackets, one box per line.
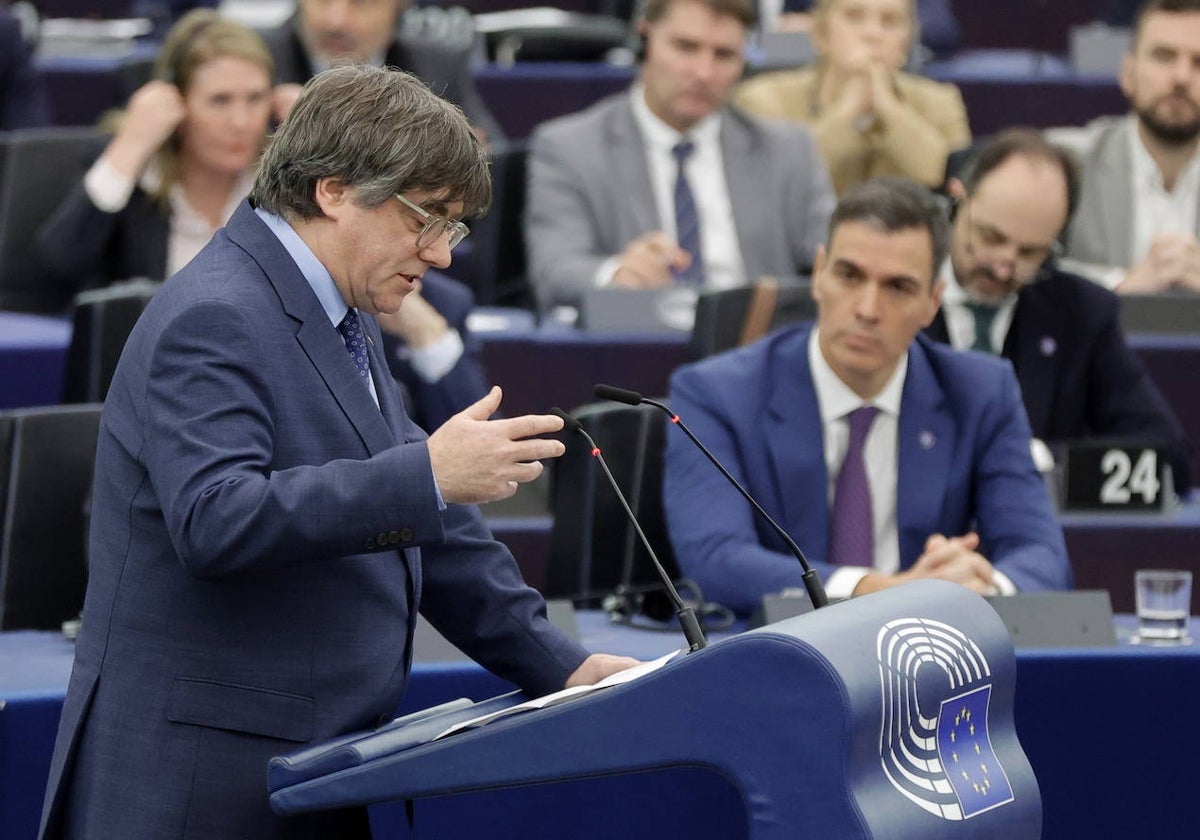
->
[828, 406, 880, 567]
[337, 309, 371, 385]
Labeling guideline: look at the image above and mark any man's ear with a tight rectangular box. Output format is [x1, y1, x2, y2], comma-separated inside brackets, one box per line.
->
[1119, 52, 1135, 99]
[947, 178, 966, 202]
[313, 177, 349, 217]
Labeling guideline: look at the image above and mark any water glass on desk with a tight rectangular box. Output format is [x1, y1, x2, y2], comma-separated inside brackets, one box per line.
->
[1133, 570, 1193, 645]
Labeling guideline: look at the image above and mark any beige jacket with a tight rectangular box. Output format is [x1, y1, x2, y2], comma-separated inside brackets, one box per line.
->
[735, 66, 971, 195]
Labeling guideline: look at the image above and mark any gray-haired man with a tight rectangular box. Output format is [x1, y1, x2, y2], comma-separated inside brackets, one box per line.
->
[39, 67, 635, 840]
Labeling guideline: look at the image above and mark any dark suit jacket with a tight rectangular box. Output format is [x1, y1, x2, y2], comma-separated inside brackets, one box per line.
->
[925, 267, 1193, 490]
[663, 325, 1071, 616]
[39, 203, 585, 839]
[35, 175, 170, 297]
[381, 269, 490, 432]
[262, 16, 504, 143]
[0, 10, 50, 130]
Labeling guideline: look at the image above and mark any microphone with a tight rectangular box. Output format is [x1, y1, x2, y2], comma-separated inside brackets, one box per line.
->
[551, 408, 707, 652]
[594, 384, 829, 610]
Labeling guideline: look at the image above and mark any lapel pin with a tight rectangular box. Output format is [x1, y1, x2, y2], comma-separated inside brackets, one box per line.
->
[1039, 336, 1056, 357]
[919, 430, 936, 450]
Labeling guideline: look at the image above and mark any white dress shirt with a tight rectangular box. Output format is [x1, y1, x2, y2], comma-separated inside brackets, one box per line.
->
[807, 328, 1015, 598]
[808, 329, 904, 599]
[593, 86, 746, 289]
[937, 258, 1017, 354]
[1129, 114, 1200, 266]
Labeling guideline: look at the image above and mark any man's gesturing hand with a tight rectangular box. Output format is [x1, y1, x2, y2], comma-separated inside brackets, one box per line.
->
[427, 386, 566, 504]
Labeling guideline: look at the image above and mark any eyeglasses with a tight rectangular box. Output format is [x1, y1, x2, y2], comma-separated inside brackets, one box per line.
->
[393, 193, 470, 251]
[964, 199, 1062, 269]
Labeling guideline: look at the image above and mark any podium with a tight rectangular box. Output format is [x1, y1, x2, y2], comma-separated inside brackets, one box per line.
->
[269, 581, 1040, 838]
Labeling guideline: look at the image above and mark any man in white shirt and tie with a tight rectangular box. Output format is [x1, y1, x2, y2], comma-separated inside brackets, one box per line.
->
[926, 129, 1193, 492]
[525, 0, 835, 309]
[663, 176, 1070, 616]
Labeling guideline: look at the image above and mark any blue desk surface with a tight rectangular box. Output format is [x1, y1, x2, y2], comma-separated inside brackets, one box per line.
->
[3, 612, 1199, 840]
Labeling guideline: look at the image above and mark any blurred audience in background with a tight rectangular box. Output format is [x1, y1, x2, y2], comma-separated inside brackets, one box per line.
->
[1, 3, 51, 130]
[263, 0, 503, 144]
[1054, 0, 1200, 293]
[525, 0, 834, 309]
[736, 0, 970, 196]
[34, 10, 273, 296]
[762, 0, 960, 58]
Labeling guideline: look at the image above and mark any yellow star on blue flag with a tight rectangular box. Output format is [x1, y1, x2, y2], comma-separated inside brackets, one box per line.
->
[936, 685, 1014, 818]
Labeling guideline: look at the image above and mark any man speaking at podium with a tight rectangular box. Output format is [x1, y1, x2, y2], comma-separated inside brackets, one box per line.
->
[38, 67, 636, 839]
[663, 177, 1072, 617]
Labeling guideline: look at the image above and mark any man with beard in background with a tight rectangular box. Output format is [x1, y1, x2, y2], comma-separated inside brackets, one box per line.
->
[925, 129, 1192, 493]
[1050, 0, 1200, 293]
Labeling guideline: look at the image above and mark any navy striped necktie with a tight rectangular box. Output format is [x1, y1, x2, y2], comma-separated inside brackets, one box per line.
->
[672, 139, 705, 287]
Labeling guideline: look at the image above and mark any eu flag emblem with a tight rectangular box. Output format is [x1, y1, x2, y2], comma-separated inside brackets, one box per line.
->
[937, 685, 1015, 818]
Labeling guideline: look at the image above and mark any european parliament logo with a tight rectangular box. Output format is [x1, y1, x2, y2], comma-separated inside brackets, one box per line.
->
[876, 617, 1015, 820]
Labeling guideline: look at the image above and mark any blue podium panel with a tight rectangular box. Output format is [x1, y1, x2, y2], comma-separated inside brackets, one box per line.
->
[270, 582, 1039, 839]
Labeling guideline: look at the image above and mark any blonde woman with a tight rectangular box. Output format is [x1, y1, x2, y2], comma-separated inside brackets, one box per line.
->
[37, 10, 274, 292]
[735, 0, 969, 195]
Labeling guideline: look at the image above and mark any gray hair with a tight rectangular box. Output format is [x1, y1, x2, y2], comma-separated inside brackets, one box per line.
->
[826, 177, 949, 290]
[251, 65, 491, 219]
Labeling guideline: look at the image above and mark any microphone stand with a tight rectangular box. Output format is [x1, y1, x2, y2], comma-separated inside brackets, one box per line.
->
[594, 385, 829, 610]
[552, 409, 708, 652]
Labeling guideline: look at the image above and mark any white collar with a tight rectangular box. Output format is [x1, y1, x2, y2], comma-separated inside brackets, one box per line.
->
[629, 83, 723, 154]
[808, 327, 906, 424]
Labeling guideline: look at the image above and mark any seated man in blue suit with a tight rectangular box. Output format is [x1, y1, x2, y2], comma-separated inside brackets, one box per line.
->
[663, 177, 1072, 617]
[39, 67, 637, 839]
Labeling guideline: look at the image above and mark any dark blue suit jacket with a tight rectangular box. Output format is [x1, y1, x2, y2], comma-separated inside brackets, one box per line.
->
[382, 270, 490, 433]
[663, 324, 1072, 615]
[926, 267, 1193, 491]
[39, 204, 585, 839]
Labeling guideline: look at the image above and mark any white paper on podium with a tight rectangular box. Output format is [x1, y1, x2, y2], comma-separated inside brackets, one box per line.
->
[433, 649, 683, 740]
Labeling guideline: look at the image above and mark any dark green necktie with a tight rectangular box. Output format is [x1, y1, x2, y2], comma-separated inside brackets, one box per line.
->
[967, 303, 999, 354]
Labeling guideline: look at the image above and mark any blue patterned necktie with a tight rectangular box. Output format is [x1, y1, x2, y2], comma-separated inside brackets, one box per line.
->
[967, 302, 999, 354]
[337, 309, 371, 385]
[828, 406, 880, 568]
[671, 139, 706, 287]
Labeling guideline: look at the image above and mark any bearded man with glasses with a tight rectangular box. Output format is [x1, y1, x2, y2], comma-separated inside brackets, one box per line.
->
[924, 128, 1193, 493]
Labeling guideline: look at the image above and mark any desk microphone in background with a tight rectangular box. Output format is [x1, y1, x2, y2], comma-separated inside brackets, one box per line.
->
[550, 408, 708, 652]
[593, 384, 829, 610]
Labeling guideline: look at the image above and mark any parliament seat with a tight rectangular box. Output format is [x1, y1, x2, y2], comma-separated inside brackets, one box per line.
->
[0, 126, 103, 313]
[688, 278, 815, 360]
[0, 404, 101, 630]
[545, 401, 680, 621]
[61, 279, 161, 404]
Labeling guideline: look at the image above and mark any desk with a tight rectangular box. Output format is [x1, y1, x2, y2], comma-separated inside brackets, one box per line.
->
[35, 44, 159, 128]
[1062, 504, 1200, 612]
[3, 613, 1198, 839]
[472, 54, 1126, 145]
[479, 324, 690, 418]
[0, 313, 70, 410]
[2, 312, 1198, 487]
[487, 502, 1200, 613]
